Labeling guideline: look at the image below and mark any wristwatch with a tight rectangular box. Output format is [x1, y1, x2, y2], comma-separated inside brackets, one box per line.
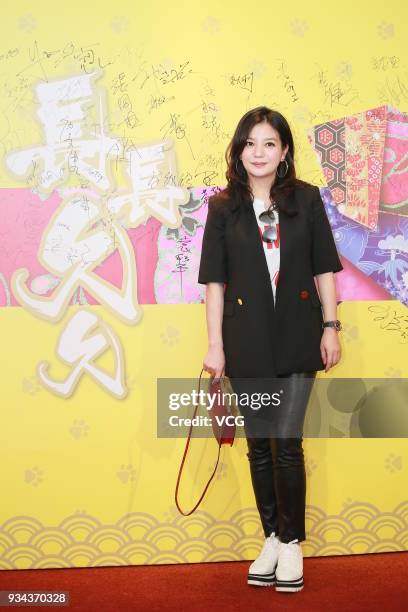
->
[322, 320, 342, 332]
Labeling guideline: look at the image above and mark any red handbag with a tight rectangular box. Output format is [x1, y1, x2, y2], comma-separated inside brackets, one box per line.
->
[175, 368, 236, 516]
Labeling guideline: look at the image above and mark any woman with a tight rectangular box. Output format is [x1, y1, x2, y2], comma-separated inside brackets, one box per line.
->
[198, 107, 343, 593]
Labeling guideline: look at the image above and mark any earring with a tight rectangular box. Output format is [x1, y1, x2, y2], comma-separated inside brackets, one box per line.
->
[277, 159, 289, 178]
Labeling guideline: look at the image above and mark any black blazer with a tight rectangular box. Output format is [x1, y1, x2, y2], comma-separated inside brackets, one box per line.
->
[198, 182, 343, 377]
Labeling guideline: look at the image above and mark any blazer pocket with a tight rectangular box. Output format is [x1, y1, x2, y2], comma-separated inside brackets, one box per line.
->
[223, 299, 235, 317]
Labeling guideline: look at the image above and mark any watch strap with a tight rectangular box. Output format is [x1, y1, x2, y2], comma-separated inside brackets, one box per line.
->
[322, 320, 342, 331]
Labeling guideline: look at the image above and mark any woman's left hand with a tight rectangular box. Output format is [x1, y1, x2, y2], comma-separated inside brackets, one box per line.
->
[320, 328, 341, 373]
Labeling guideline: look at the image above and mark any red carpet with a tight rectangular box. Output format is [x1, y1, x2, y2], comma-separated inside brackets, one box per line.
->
[0, 552, 407, 611]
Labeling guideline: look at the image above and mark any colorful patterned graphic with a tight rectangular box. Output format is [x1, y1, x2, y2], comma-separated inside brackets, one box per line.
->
[322, 187, 408, 306]
[309, 106, 408, 307]
[380, 107, 408, 217]
[308, 106, 388, 230]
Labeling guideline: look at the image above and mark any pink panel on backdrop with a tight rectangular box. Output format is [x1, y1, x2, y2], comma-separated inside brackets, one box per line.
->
[334, 256, 392, 301]
[2, 186, 395, 308]
[0, 187, 161, 306]
[0, 188, 61, 306]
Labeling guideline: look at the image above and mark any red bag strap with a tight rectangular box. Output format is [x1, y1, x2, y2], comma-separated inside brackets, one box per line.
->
[174, 368, 225, 516]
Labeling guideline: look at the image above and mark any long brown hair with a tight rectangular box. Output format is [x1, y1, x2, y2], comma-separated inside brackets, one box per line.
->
[216, 106, 310, 216]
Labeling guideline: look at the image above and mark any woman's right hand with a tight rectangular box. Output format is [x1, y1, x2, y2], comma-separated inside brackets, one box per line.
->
[203, 343, 225, 380]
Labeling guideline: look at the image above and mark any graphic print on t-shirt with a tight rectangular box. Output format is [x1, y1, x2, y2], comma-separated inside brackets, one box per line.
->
[253, 197, 280, 300]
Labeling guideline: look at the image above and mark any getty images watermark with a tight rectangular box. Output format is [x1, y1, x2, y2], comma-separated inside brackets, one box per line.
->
[167, 386, 283, 428]
[157, 377, 408, 438]
[156, 377, 291, 438]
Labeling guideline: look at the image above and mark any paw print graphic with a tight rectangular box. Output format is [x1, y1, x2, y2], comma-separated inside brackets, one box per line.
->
[202, 16, 220, 34]
[25, 467, 44, 487]
[117, 464, 137, 484]
[377, 22, 395, 39]
[209, 461, 228, 480]
[247, 59, 266, 79]
[22, 376, 42, 396]
[18, 14, 37, 33]
[110, 16, 129, 33]
[290, 19, 309, 38]
[384, 367, 402, 378]
[160, 326, 180, 346]
[292, 106, 312, 125]
[305, 457, 317, 478]
[342, 323, 359, 343]
[70, 419, 90, 439]
[385, 453, 402, 473]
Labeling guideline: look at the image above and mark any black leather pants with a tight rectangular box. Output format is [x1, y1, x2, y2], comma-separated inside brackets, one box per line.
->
[233, 372, 316, 544]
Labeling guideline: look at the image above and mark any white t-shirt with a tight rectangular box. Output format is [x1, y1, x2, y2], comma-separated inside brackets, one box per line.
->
[252, 197, 280, 302]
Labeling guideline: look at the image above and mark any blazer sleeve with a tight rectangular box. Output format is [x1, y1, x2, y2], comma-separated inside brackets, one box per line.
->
[311, 186, 343, 275]
[198, 197, 228, 284]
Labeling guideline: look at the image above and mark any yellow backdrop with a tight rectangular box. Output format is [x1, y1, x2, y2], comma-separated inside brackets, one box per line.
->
[0, 0, 407, 569]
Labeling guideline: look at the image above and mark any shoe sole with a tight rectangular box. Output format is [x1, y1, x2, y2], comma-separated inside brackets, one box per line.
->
[247, 571, 276, 586]
[275, 576, 304, 592]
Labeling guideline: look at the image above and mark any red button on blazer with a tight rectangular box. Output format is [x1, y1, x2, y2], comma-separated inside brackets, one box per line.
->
[300, 290, 309, 299]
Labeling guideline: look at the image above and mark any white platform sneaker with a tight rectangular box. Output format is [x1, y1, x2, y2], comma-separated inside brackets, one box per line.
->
[247, 531, 280, 586]
[275, 538, 304, 592]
